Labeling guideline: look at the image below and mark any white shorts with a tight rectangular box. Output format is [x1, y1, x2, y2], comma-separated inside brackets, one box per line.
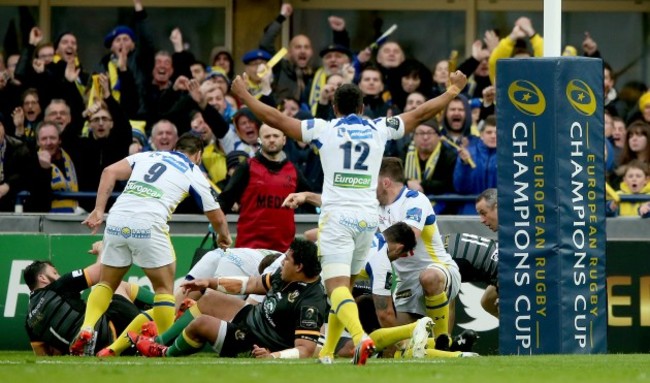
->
[187, 249, 226, 279]
[393, 262, 461, 317]
[317, 210, 378, 279]
[101, 213, 175, 269]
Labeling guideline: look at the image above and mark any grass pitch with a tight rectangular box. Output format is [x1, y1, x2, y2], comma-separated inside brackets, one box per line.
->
[0, 352, 648, 383]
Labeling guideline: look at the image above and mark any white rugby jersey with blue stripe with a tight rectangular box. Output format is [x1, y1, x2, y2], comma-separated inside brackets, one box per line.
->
[110, 151, 220, 223]
[378, 186, 455, 276]
[300, 114, 404, 214]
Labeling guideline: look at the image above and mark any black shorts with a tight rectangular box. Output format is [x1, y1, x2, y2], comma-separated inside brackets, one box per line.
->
[105, 294, 141, 338]
[218, 305, 261, 357]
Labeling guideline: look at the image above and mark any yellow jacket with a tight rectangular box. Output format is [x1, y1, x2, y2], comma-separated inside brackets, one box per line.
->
[616, 182, 650, 217]
[489, 34, 544, 84]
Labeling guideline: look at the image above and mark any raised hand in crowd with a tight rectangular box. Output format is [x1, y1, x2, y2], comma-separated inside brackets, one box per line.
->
[29, 27, 44, 47]
[515, 17, 536, 38]
[173, 75, 190, 92]
[357, 47, 372, 64]
[37, 149, 52, 170]
[319, 83, 336, 105]
[484, 30, 499, 52]
[472, 40, 490, 62]
[342, 63, 355, 84]
[482, 85, 496, 106]
[258, 64, 273, 96]
[32, 58, 45, 74]
[11, 107, 25, 135]
[280, 3, 293, 17]
[509, 23, 527, 41]
[328, 15, 346, 31]
[582, 32, 598, 56]
[170, 28, 184, 53]
[97, 73, 111, 99]
[64, 59, 80, 83]
[189, 78, 207, 108]
[82, 102, 101, 119]
[117, 48, 128, 72]
[133, 0, 143, 12]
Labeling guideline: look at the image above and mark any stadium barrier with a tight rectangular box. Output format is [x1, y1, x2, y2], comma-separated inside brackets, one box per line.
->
[1, 226, 650, 353]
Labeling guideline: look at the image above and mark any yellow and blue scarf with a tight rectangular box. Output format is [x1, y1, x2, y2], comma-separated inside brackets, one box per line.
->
[404, 141, 441, 181]
[48, 149, 78, 213]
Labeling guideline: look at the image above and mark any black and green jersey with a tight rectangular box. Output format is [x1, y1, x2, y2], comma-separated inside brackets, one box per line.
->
[244, 269, 327, 351]
[25, 269, 113, 354]
[445, 233, 499, 286]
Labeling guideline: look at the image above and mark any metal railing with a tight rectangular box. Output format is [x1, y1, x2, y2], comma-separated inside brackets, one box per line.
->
[14, 191, 650, 214]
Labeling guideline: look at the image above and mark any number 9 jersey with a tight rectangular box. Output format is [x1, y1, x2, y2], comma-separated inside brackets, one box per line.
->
[111, 151, 220, 223]
[300, 114, 404, 214]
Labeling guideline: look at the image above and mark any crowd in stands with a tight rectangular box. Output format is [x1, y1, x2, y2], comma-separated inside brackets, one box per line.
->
[1, 1, 649, 217]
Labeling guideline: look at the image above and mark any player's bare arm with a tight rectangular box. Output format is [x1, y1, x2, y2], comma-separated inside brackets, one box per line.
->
[251, 338, 315, 359]
[82, 158, 132, 234]
[205, 209, 232, 249]
[372, 294, 398, 327]
[181, 274, 266, 295]
[400, 70, 468, 134]
[231, 74, 303, 141]
[282, 192, 322, 209]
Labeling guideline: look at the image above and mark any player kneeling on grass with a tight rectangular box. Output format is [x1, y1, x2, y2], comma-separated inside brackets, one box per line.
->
[128, 238, 327, 359]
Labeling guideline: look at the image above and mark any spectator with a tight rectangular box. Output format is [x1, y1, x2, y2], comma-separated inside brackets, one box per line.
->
[218, 124, 313, 251]
[241, 49, 273, 99]
[488, 17, 543, 84]
[440, 95, 475, 146]
[314, 73, 347, 120]
[391, 59, 433, 112]
[149, 119, 178, 151]
[611, 120, 650, 188]
[283, 110, 324, 195]
[612, 116, 627, 163]
[259, 3, 315, 106]
[216, 150, 248, 191]
[190, 110, 227, 186]
[209, 47, 235, 80]
[99, 0, 155, 119]
[453, 115, 498, 215]
[35, 121, 79, 213]
[431, 59, 449, 98]
[61, 74, 132, 209]
[359, 65, 392, 119]
[0, 114, 43, 212]
[457, 36, 493, 99]
[12, 88, 42, 141]
[221, 108, 261, 156]
[606, 160, 650, 217]
[403, 119, 457, 214]
[308, 44, 352, 115]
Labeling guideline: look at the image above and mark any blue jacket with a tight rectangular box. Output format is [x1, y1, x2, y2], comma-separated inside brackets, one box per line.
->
[453, 139, 497, 215]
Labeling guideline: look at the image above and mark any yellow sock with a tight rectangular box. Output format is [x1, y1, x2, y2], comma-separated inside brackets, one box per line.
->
[426, 338, 436, 349]
[128, 284, 140, 302]
[330, 286, 365, 345]
[424, 348, 462, 358]
[319, 310, 344, 358]
[425, 291, 449, 336]
[153, 294, 176, 333]
[369, 322, 416, 350]
[81, 283, 114, 330]
[395, 348, 461, 358]
[109, 309, 154, 355]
